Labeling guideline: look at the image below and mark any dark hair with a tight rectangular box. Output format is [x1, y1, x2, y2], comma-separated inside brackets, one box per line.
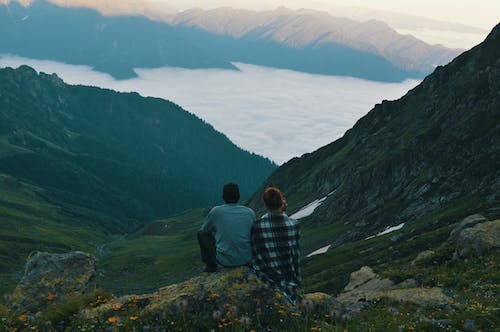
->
[263, 187, 284, 210]
[223, 183, 240, 203]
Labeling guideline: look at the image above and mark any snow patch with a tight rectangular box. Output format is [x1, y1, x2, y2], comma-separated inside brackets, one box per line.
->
[306, 244, 331, 258]
[365, 222, 405, 240]
[290, 191, 335, 220]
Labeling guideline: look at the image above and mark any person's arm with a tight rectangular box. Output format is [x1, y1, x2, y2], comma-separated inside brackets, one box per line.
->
[251, 223, 266, 274]
[292, 223, 301, 284]
[201, 208, 215, 234]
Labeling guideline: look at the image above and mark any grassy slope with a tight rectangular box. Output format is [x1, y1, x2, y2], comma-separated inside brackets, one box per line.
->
[96, 208, 208, 295]
[0, 174, 109, 294]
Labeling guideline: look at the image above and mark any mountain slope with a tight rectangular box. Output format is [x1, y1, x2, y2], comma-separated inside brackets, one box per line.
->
[249, 23, 500, 247]
[0, 65, 275, 232]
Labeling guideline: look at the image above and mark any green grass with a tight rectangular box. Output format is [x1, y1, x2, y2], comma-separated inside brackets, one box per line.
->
[301, 196, 489, 295]
[97, 208, 209, 294]
[0, 175, 109, 295]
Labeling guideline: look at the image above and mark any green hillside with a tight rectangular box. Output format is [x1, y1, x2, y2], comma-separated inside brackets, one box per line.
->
[0, 65, 275, 294]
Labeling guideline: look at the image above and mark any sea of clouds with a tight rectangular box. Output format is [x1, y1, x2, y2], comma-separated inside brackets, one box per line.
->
[0, 55, 420, 164]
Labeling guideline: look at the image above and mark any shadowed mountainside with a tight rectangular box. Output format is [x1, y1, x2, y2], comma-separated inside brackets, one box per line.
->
[249, 23, 500, 248]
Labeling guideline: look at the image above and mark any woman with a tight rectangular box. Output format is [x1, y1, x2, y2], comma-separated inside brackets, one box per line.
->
[251, 187, 300, 304]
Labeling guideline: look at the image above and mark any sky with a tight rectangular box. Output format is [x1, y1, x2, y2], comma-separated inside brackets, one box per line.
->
[162, 0, 500, 30]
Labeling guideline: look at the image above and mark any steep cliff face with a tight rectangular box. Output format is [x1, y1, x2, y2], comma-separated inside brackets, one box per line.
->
[249, 23, 500, 243]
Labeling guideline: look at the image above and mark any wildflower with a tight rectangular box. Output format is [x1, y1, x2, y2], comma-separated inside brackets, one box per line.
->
[18, 315, 26, 322]
[277, 310, 285, 315]
[310, 327, 319, 331]
[213, 310, 222, 321]
[211, 293, 221, 297]
[46, 294, 55, 301]
[129, 316, 139, 321]
[112, 304, 121, 311]
[176, 299, 188, 312]
[230, 305, 239, 316]
[107, 316, 118, 323]
[240, 316, 251, 326]
[408, 326, 415, 331]
[300, 299, 314, 312]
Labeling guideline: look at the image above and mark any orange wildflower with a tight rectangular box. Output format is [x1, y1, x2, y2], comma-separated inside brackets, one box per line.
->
[129, 316, 139, 321]
[18, 315, 26, 322]
[108, 316, 118, 323]
[211, 293, 221, 297]
[408, 326, 415, 331]
[112, 304, 122, 311]
[277, 310, 285, 315]
[310, 327, 319, 331]
[46, 294, 55, 301]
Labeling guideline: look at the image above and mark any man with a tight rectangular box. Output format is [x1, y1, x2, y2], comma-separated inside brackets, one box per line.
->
[251, 187, 300, 304]
[198, 183, 256, 272]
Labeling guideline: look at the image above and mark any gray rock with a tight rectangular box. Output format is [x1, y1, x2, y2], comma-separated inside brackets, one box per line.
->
[456, 220, 500, 257]
[411, 250, 435, 265]
[449, 214, 488, 241]
[397, 278, 418, 288]
[10, 251, 96, 313]
[343, 266, 376, 292]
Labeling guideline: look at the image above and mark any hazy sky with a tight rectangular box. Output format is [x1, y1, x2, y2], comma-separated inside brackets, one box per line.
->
[163, 0, 499, 30]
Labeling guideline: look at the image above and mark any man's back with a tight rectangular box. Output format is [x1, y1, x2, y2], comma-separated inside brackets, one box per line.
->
[201, 203, 255, 267]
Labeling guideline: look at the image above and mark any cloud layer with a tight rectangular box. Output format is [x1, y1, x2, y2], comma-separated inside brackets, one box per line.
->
[0, 55, 419, 164]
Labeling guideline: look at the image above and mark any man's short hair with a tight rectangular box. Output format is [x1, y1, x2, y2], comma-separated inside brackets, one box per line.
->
[223, 183, 240, 203]
[263, 187, 284, 210]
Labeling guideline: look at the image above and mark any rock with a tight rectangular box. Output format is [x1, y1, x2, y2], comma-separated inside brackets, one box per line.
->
[343, 266, 394, 293]
[78, 266, 293, 327]
[448, 214, 488, 241]
[456, 220, 500, 257]
[336, 267, 451, 312]
[411, 250, 435, 265]
[10, 251, 96, 314]
[396, 278, 418, 288]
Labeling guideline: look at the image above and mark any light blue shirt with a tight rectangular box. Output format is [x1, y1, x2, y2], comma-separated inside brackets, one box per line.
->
[201, 204, 256, 267]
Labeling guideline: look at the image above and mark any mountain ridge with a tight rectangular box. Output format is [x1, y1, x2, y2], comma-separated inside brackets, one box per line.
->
[248, 23, 500, 244]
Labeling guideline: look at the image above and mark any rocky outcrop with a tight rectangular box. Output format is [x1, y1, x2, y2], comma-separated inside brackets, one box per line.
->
[10, 251, 96, 314]
[456, 220, 500, 257]
[449, 214, 488, 241]
[336, 266, 452, 313]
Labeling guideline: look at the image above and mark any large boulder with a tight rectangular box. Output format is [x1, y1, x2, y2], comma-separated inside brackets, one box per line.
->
[336, 266, 452, 313]
[448, 214, 488, 241]
[456, 220, 500, 258]
[10, 251, 96, 314]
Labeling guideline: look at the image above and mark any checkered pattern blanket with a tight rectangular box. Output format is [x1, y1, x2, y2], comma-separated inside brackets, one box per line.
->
[251, 212, 300, 304]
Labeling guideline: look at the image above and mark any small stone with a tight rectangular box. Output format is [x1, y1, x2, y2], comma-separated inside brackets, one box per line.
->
[464, 319, 475, 330]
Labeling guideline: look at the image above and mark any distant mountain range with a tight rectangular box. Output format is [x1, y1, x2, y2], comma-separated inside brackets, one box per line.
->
[0, 0, 462, 81]
[166, 7, 461, 74]
[249, 23, 500, 249]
